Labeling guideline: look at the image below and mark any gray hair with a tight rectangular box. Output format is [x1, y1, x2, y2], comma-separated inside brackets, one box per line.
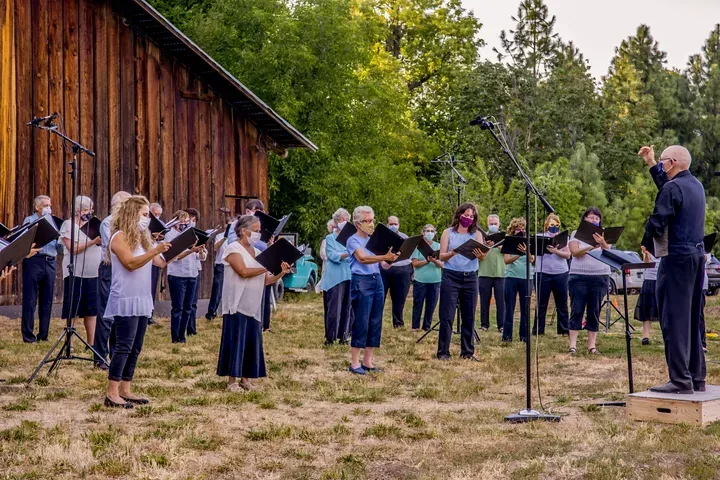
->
[327, 219, 336, 232]
[74, 195, 93, 214]
[33, 195, 50, 210]
[353, 206, 374, 223]
[149, 202, 163, 213]
[332, 208, 350, 223]
[111, 191, 132, 208]
[422, 224, 436, 233]
[488, 214, 499, 222]
[234, 214, 260, 238]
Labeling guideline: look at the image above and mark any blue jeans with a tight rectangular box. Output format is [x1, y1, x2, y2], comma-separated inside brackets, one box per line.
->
[533, 272, 569, 335]
[206, 264, 224, 318]
[169, 275, 198, 342]
[569, 274, 608, 332]
[412, 281, 439, 330]
[108, 316, 149, 382]
[502, 277, 531, 342]
[350, 274, 384, 348]
[437, 270, 478, 358]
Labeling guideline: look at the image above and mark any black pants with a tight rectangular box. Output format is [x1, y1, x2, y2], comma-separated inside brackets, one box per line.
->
[478, 276, 504, 330]
[21, 255, 56, 342]
[94, 263, 115, 364]
[168, 275, 197, 342]
[187, 274, 201, 335]
[381, 264, 413, 327]
[108, 316, 149, 382]
[569, 275, 607, 332]
[502, 277, 531, 342]
[437, 270, 478, 358]
[657, 252, 706, 390]
[533, 272, 569, 335]
[323, 280, 352, 343]
[151, 265, 161, 302]
[262, 285, 272, 330]
[206, 264, 224, 318]
[412, 281, 439, 330]
[701, 290, 707, 349]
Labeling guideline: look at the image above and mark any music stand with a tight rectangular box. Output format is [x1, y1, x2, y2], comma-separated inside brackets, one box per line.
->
[588, 249, 655, 406]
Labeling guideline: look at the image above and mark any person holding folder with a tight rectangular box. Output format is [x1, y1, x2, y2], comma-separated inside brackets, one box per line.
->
[568, 207, 611, 356]
[635, 245, 659, 346]
[346, 206, 399, 374]
[437, 203, 485, 361]
[410, 224, 443, 331]
[206, 211, 233, 321]
[94, 190, 132, 370]
[185, 208, 205, 336]
[533, 213, 570, 336]
[21, 195, 63, 343]
[322, 209, 353, 345]
[103, 196, 171, 408]
[165, 211, 207, 343]
[60, 196, 102, 351]
[148, 202, 164, 322]
[502, 218, 535, 343]
[478, 214, 505, 332]
[380, 216, 413, 328]
[217, 215, 291, 392]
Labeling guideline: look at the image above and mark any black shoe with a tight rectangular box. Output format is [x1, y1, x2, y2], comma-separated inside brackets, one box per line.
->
[23, 338, 37, 344]
[205, 313, 215, 321]
[338, 340, 349, 345]
[362, 364, 384, 373]
[497, 327, 503, 333]
[148, 318, 157, 325]
[519, 337, 528, 343]
[694, 383, 706, 392]
[437, 354, 451, 361]
[649, 382, 694, 395]
[104, 396, 133, 409]
[641, 338, 650, 346]
[393, 324, 403, 329]
[324, 340, 334, 346]
[461, 355, 480, 362]
[480, 326, 488, 331]
[121, 396, 150, 405]
[422, 327, 431, 332]
[95, 362, 109, 371]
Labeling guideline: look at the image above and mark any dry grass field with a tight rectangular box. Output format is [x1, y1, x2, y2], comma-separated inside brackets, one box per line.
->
[1, 292, 720, 480]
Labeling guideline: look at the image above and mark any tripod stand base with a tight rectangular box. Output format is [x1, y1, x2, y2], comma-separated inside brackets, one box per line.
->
[27, 326, 107, 385]
[505, 409, 561, 423]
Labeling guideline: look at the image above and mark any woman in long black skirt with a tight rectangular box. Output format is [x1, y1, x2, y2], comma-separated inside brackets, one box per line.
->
[635, 245, 659, 345]
[217, 215, 290, 391]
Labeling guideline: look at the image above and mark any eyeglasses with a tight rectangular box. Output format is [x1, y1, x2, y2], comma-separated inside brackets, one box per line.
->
[358, 219, 373, 224]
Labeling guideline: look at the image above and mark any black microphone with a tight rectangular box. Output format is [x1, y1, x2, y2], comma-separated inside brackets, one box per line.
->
[469, 115, 494, 130]
[27, 112, 58, 127]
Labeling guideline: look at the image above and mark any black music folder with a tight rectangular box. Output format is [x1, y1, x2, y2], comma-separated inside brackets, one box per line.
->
[393, 235, 424, 262]
[365, 224, 404, 256]
[416, 240, 436, 259]
[588, 249, 644, 272]
[255, 237, 304, 275]
[149, 216, 180, 235]
[80, 216, 102, 240]
[336, 222, 357, 246]
[454, 238, 491, 260]
[574, 220, 624, 247]
[484, 232, 506, 245]
[0, 222, 23, 239]
[161, 228, 198, 263]
[501, 235, 528, 256]
[8, 215, 61, 249]
[704, 233, 717, 254]
[0, 225, 38, 269]
[529, 230, 569, 256]
[254, 211, 291, 243]
[193, 227, 222, 247]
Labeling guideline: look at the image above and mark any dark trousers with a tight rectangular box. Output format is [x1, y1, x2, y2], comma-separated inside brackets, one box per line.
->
[569, 275, 607, 332]
[502, 277, 531, 342]
[657, 253, 706, 390]
[262, 285, 272, 330]
[412, 281, 439, 330]
[187, 274, 201, 335]
[21, 255, 56, 342]
[437, 270, 478, 358]
[533, 272, 569, 335]
[151, 265, 161, 302]
[478, 276, 504, 330]
[94, 263, 115, 364]
[324, 280, 352, 343]
[108, 316, 149, 382]
[381, 264, 413, 327]
[168, 275, 197, 343]
[350, 274, 384, 348]
[701, 290, 707, 349]
[206, 264, 224, 318]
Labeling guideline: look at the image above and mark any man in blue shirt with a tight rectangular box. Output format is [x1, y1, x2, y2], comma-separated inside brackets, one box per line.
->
[21, 195, 62, 343]
[380, 216, 413, 328]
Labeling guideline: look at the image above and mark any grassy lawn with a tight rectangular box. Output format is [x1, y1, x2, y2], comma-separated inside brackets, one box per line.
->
[2, 292, 720, 479]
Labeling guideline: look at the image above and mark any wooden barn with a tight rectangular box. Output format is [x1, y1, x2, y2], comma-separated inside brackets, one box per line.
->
[0, 0, 316, 304]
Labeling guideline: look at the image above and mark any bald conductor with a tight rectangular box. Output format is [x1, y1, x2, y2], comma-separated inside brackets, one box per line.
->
[639, 145, 706, 394]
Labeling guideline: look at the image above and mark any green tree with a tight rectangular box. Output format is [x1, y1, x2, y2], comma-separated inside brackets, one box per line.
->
[568, 143, 607, 209]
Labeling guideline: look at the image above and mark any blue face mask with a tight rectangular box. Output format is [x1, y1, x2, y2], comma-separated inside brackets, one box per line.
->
[488, 225, 499, 234]
[388, 225, 399, 233]
[591, 221, 600, 227]
[548, 226, 560, 234]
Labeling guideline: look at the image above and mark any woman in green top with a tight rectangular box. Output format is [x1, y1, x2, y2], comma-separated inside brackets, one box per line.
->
[502, 218, 535, 343]
[410, 224, 443, 331]
[478, 214, 506, 332]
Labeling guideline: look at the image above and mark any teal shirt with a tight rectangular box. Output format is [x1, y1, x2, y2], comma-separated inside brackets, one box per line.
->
[478, 248, 505, 278]
[505, 255, 534, 279]
[321, 232, 352, 291]
[411, 241, 442, 284]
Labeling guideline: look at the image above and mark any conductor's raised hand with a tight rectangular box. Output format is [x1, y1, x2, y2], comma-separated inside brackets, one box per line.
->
[154, 241, 171, 254]
[638, 145, 656, 167]
[384, 247, 400, 263]
[593, 233, 609, 250]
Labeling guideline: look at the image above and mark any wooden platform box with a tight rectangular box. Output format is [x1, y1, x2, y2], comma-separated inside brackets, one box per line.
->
[627, 385, 720, 426]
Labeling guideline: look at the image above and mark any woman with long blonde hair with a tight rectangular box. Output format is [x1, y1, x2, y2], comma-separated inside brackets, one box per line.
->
[103, 196, 171, 408]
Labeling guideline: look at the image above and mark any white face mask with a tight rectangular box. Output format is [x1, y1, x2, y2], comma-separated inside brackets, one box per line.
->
[424, 232, 436, 242]
[189, 221, 196, 228]
[337, 221, 347, 231]
[138, 216, 151, 232]
[388, 224, 399, 233]
[250, 231, 262, 243]
[41, 206, 52, 216]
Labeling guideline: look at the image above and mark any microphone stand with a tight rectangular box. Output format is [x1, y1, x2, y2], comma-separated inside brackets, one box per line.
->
[27, 120, 104, 385]
[473, 116, 559, 423]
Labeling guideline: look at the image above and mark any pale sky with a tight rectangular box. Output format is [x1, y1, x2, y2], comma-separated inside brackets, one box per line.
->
[463, 0, 720, 81]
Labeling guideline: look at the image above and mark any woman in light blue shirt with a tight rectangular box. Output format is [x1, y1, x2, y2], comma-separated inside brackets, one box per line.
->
[322, 208, 353, 345]
[346, 206, 399, 375]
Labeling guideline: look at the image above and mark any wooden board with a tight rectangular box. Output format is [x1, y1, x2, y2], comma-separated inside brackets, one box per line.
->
[627, 385, 720, 426]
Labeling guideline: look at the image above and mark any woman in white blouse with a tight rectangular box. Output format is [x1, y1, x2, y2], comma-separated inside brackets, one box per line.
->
[60, 195, 102, 349]
[104, 196, 170, 408]
[217, 215, 290, 392]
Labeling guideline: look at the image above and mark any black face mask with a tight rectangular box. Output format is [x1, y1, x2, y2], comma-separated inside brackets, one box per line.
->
[516, 231, 525, 237]
[80, 213, 92, 222]
[178, 223, 189, 232]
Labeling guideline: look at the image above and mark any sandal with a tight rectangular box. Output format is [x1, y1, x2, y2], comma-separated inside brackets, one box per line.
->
[227, 383, 242, 392]
[588, 348, 601, 355]
[568, 347, 577, 356]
